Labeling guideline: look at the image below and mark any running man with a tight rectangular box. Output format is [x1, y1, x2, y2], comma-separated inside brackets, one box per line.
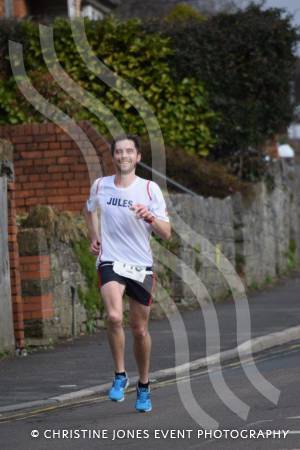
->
[83, 135, 171, 412]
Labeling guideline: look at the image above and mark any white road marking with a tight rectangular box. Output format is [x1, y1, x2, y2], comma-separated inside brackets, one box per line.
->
[59, 385, 78, 388]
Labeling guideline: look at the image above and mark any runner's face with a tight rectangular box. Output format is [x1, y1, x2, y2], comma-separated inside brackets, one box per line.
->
[113, 139, 141, 175]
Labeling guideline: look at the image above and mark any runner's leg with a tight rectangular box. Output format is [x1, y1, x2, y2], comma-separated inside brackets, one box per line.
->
[101, 281, 126, 372]
[128, 298, 151, 383]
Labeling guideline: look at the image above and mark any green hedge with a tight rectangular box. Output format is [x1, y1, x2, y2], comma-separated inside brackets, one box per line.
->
[0, 17, 216, 156]
[150, 4, 298, 162]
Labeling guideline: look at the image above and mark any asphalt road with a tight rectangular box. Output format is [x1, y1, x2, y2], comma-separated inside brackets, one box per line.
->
[1, 272, 300, 409]
[1, 342, 300, 450]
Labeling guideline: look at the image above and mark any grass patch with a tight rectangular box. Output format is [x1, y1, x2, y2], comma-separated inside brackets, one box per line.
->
[0, 350, 10, 360]
[287, 239, 297, 270]
[235, 253, 245, 276]
[72, 238, 104, 334]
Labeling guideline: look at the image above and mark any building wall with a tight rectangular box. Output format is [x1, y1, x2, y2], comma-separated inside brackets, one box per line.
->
[0, 0, 119, 18]
[13, 0, 28, 17]
[28, 0, 68, 18]
[0, 0, 28, 18]
[0, 121, 114, 214]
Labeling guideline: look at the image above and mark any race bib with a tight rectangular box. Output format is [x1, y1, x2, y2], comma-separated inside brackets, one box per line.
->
[113, 261, 148, 282]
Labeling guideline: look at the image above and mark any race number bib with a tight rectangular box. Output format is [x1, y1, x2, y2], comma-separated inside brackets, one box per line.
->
[113, 261, 147, 282]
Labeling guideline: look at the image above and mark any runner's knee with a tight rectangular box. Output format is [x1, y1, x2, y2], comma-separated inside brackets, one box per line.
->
[107, 313, 123, 327]
[130, 323, 148, 338]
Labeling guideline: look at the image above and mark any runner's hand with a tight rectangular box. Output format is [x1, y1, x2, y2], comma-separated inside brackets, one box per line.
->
[90, 239, 101, 256]
[131, 204, 154, 222]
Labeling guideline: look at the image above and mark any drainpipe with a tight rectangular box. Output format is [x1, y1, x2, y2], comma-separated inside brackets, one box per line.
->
[71, 285, 76, 337]
[67, 0, 80, 18]
[5, 0, 13, 17]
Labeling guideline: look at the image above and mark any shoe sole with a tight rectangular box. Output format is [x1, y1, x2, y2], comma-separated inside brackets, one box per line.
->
[108, 379, 129, 402]
[136, 407, 152, 412]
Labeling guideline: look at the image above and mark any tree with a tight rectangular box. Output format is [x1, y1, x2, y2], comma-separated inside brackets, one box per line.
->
[114, 0, 251, 21]
[162, 3, 298, 178]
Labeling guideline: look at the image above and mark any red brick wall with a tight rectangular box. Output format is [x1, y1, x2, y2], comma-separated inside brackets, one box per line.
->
[0, 121, 114, 214]
[0, 0, 28, 17]
[7, 181, 25, 350]
[1, 121, 114, 349]
[13, 0, 28, 17]
[20, 255, 54, 321]
[0, 0, 4, 16]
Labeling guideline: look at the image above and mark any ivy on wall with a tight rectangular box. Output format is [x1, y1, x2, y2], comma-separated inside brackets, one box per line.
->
[0, 17, 216, 156]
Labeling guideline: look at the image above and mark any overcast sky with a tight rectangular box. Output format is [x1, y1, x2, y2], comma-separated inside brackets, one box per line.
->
[256, 0, 300, 28]
[253, 1, 300, 53]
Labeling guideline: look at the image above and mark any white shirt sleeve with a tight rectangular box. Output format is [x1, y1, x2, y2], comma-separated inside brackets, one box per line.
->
[86, 178, 102, 212]
[148, 182, 170, 222]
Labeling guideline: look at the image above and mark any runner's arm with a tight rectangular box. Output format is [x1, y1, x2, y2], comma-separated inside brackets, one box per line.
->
[82, 204, 101, 255]
[131, 204, 171, 240]
[150, 217, 171, 241]
[146, 182, 171, 240]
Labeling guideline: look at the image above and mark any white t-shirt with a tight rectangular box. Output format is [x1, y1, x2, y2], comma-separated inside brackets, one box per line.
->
[86, 175, 169, 267]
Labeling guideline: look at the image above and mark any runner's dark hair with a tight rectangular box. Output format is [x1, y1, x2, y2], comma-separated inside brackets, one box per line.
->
[111, 135, 141, 156]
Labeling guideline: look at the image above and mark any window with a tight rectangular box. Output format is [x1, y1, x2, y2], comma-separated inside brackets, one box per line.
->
[81, 5, 104, 20]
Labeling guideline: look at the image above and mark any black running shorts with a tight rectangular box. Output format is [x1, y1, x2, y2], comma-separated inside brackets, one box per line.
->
[97, 261, 157, 306]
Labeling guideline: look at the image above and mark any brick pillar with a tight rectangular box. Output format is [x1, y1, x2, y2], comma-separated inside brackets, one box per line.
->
[13, 0, 28, 18]
[18, 228, 54, 339]
[8, 181, 25, 350]
[0, 142, 15, 353]
[0, 0, 5, 16]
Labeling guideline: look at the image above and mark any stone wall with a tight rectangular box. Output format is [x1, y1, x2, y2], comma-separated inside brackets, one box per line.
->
[17, 226, 89, 345]
[164, 194, 235, 307]
[232, 161, 300, 286]
[49, 238, 88, 339]
[153, 160, 300, 313]
[11, 160, 300, 341]
[294, 162, 300, 262]
[3, 137, 300, 345]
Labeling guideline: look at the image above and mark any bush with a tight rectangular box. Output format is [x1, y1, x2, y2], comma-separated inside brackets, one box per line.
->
[0, 16, 217, 156]
[136, 141, 249, 198]
[73, 238, 104, 332]
[155, 4, 298, 167]
[164, 3, 204, 24]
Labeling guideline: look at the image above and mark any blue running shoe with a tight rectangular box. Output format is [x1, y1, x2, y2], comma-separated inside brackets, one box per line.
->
[108, 374, 129, 402]
[135, 385, 152, 412]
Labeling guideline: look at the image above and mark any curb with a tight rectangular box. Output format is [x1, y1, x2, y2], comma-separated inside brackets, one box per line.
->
[1, 325, 300, 419]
